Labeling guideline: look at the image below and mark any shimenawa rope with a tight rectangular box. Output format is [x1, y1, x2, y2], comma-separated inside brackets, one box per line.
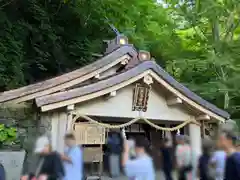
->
[72, 114, 200, 131]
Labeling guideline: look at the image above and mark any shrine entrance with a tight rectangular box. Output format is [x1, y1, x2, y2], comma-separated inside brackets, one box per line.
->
[71, 114, 189, 177]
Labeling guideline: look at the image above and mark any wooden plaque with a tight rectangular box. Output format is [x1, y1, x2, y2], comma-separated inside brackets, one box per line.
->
[132, 83, 150, 112]
[74, 122, 105, 145]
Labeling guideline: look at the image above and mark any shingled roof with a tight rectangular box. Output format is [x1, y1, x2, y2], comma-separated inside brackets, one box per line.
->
[35, 60, 230, 119]
[0, 45, 137, 103]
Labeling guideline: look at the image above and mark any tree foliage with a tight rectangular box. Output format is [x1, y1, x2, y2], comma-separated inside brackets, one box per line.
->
[0, 0, 240, 122]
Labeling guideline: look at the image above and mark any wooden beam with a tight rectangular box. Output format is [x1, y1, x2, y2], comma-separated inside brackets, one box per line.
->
[110, 91, 117, 97]
[167, 97, 182, 106]
[94, 74, 100, 79]
[196, 114, 211, 121]
[67, 104, 75, 111]
[104, 91, 117, 100]
[120, 58, 129, 65]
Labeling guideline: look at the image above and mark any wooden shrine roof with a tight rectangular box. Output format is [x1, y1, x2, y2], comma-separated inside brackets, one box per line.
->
[0, 45, 137, 103]
[0, 34, 230, 120]
[36, 60, 230, 119]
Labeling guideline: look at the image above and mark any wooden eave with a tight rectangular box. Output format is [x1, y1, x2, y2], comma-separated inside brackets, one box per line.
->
[36, 61, 230, 121]
[0, 45, 137, 104]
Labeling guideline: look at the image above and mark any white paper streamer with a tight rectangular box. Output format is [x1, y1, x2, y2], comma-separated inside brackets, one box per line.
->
[176, 129, 180, 135]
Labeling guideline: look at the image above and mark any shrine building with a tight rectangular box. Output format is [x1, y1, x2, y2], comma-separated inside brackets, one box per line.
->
[0, 35, 230, 173]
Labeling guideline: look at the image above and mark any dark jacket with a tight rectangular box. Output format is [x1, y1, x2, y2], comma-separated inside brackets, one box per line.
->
[224, 152, 240, 180]
[0, 164, 5, 180]
[198, 154, 211, 180]
[161, 146, 173, 170]
[37, 152, 64, 180]
[107, 133, 123, 154]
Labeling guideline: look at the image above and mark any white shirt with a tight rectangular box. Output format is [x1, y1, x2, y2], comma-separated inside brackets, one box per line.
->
[124, 154, 155, 180]
[176, 144, 192, 167]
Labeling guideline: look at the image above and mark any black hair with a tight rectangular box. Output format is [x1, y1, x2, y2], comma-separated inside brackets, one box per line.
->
[65, 133, 75, 140]
[135, 135, 149, 150]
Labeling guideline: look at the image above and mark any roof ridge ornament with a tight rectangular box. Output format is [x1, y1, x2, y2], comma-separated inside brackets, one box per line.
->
[138, 50, 151, 61]
[105, 35, 129, 54]
[104, 16, 121, 36]
[143, 75, 153, 85]
[104, 17, 129, 54]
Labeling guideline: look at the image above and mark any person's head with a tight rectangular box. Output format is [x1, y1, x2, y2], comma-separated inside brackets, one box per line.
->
[176, 135, 185, 145]
[64, 133, 76, 147]
[34, 136, 51, 154]
[218, 130, 237, 151]
[134, 136, 149, 156]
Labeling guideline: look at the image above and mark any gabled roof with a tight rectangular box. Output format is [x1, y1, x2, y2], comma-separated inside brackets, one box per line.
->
[0, 46, 137, 103]
[0, 35, 230, 120]
[36, 60, 230, 119]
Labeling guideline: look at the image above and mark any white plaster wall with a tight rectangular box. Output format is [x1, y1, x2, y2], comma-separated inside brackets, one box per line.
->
[74, 84, 192, 121]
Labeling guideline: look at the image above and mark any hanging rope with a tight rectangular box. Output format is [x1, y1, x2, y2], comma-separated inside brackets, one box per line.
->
[72, 114, 200, 131]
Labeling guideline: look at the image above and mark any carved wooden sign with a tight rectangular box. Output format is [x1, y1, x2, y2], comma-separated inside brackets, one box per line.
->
[132, 83, 151, 112]
[204, 122, 218, 137]
[74, 122, 105, 145]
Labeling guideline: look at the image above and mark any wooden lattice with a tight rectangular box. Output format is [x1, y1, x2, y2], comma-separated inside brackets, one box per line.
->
[83, 147, 103, 162]
[74, 122, 106, 145]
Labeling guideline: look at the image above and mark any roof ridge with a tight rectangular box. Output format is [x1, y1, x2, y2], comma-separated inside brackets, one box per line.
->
[35, 60, 229, 119]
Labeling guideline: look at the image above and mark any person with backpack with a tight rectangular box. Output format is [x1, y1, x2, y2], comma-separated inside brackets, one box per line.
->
[107, 131, 123, 178]
[218, 130, 240, 180]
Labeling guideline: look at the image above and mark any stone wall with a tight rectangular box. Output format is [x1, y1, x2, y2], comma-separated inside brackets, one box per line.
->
[38, 112, 52, 135]
[0, 105, 52, 173]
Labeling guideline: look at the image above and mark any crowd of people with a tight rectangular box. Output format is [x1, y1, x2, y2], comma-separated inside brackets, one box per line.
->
[21, 133, 82, 180]
[0, 128, 235, 180]
[106, 129, 240, 180]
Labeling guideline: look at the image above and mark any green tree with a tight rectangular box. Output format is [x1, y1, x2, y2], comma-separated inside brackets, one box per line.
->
[164, 0, 240, 121]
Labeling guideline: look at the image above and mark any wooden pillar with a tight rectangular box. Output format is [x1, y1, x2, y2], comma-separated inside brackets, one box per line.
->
[51, 111, 68, 153]
[66, 105, 74, 132]
[57, 112, 68, 153]
[66, 112, 73, 132]
[189, 122, 202, 156]
[201, 121, 205, 138]
[51, 112, 59, 151]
